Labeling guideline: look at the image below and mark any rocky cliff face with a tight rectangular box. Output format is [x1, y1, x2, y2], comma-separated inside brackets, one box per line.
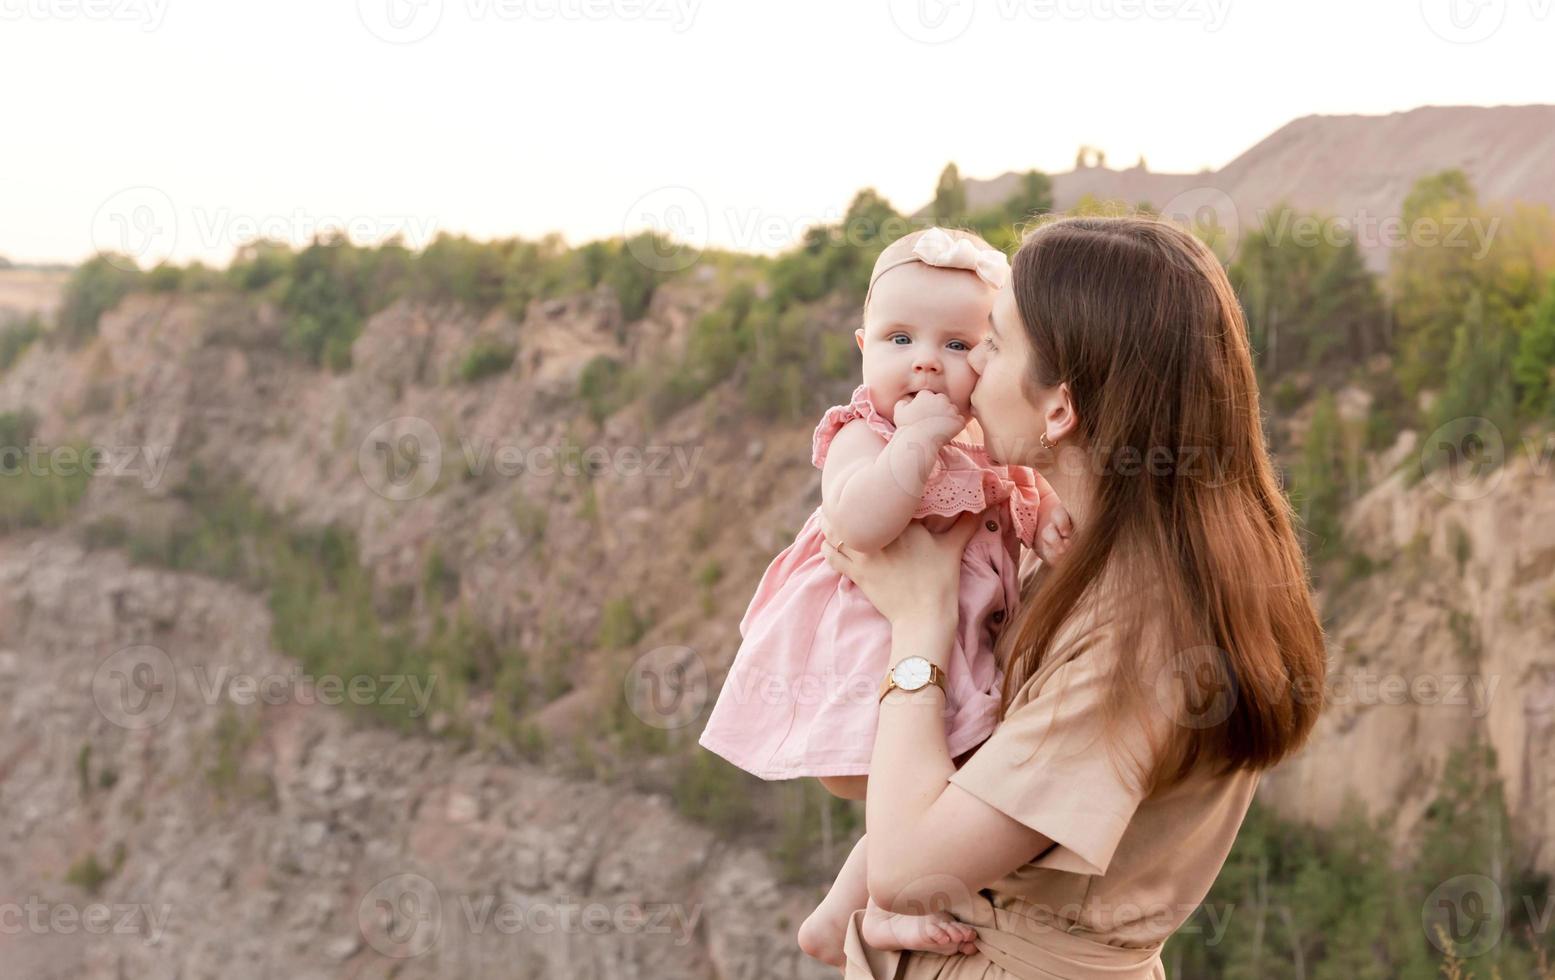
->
[0, 537, 825, 978]
[1260, 436, 1555, 874]
[0, 283, 840, 979]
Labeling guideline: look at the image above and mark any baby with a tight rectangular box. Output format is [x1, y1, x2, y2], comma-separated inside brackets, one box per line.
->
[697, 227, 1070, 966]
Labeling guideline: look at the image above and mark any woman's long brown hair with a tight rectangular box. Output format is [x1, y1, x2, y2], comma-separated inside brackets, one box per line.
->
[1000, 215, 1327, 794]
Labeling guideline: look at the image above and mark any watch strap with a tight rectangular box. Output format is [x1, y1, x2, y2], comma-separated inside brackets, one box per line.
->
[878, 662, 947, 702]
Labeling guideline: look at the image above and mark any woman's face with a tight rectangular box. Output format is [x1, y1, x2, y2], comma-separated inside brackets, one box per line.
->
[968, 283, 1052, 467]
[856, 263, 990, 424]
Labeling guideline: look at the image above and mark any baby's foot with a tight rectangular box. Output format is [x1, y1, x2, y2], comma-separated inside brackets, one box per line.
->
[797, 904, 849, 967]
[860, 902, 978, 958]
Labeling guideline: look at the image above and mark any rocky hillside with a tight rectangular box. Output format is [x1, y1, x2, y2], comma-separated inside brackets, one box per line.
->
[0, 280, 846, 978]
[947, 104, 1555, 272]
[1260, 433, 1555, 874]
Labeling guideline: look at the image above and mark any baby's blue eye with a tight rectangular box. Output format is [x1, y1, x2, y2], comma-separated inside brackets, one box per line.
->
[890, 334, 911, 345]
[948, 340, 970, 352]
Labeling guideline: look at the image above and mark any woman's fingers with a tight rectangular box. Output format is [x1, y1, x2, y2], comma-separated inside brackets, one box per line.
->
[819, 533, 854, 579]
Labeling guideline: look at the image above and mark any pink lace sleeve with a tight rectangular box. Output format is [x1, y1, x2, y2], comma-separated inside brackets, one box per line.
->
[1005, 465, 1046, 549]
[811, 384, 895, 469]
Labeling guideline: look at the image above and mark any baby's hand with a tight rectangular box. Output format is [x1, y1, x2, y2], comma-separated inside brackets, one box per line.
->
[1033, 493, 1074, 566]
[893, 390, 965, 441]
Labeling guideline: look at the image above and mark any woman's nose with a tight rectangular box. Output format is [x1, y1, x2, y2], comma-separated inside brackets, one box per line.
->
[967, 344, 984, 375]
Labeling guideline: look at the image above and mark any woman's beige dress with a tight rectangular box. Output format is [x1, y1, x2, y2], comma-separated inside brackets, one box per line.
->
[842, 609, 1260, 980]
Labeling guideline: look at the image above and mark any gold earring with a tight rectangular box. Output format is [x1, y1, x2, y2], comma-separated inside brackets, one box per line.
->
[1039, 431, 1053, 450]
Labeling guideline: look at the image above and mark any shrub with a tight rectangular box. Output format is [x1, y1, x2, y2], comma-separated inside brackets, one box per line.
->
[578, 355, 631, 423]
[0, 315, 44, 373]
[597, 596, 645, 650]
[58, 255, 141, 345]
[458, 336, 517, 382]
[671, 752, 758, 830]
[0, 432, 92, 533]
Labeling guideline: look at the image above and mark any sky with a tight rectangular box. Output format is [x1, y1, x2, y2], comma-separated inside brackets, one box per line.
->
[2, 0, 1552, 267]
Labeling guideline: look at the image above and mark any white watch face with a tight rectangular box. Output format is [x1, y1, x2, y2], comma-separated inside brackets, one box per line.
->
[893, 657, 932, 691]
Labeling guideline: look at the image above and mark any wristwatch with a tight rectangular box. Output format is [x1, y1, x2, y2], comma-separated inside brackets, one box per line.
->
[878, 655, 947, 702]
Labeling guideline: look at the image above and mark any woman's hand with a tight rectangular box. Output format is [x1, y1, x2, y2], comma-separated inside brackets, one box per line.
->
[818, 508, 982, 631]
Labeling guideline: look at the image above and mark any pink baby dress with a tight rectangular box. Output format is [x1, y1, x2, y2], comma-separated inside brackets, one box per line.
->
[698, 383, 1045, 779]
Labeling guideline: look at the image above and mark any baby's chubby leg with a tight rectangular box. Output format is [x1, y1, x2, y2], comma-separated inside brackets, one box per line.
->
[798, 834, 869, 966]
[799, 740, 989, 964]
[860, 895, 978, 959]
[797, 832, 978, 966]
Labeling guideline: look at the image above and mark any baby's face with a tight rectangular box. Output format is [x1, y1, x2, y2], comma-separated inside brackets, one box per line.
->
[855, 262, 993, 424]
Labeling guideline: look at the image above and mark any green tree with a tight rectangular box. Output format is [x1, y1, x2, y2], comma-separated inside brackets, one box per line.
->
[969, 170, 1053, 248]
[1230, 205, 1387, 378]
[1429, 291, 1519, 443]
[1390, 171, 1554, 396]
[1511, 273, 1555, 417]
[281, 234, 372, 370]
[932, 162, 967, 226]
[58, 254, 142, 345]
[227, 239, 295, 291]
[1290, 391, 1347, 559]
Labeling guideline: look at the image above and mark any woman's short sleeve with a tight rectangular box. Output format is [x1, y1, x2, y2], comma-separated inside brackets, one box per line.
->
[946, 627, 1163, 877]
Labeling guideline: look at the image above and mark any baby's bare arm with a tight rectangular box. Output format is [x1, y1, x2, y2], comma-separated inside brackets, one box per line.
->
[820, 419, 951, 554]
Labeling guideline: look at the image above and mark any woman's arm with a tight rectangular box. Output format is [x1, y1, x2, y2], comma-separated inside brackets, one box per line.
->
[819, 515, 1055, 912]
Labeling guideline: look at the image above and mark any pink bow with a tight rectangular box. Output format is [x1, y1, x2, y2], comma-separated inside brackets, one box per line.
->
[911, 227, 1010, 289]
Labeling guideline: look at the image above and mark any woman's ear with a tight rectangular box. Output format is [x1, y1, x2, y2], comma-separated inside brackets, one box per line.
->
[1045, 382, 1078, 443]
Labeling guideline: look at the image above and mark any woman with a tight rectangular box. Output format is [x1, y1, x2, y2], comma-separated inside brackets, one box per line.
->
[818, 215, 1328, 979]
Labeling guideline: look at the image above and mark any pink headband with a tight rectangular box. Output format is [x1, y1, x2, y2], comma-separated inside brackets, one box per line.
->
[864, 226, 1011, 306]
